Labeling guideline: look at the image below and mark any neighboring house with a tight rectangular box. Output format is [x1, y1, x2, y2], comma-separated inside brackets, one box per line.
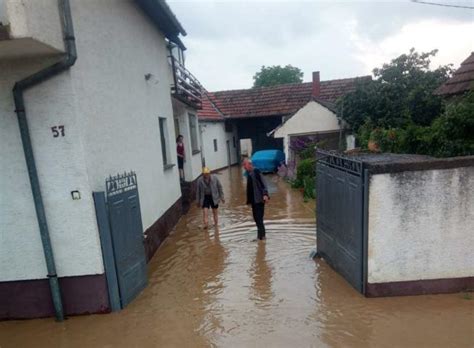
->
[198, 93, 239, 170]
[271, 72, 365, 161]
[0, 0, 200, 319]
[434, 52, 474, 98]
[199, 72, 370, 161]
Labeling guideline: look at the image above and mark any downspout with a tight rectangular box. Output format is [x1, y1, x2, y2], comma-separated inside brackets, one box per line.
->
[12, 0, 77, 322]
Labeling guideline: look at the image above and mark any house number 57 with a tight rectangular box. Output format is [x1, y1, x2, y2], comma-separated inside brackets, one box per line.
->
[51, 125, 65, 137]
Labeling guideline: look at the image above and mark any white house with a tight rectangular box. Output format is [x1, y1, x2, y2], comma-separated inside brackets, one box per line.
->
[273, 98, 342, 161]
[198, 93, 239, 171]
[0, 0, 200, 319]
[272, 72, 364, 161]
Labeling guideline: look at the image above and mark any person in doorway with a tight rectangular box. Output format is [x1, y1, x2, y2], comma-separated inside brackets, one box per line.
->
[243, 159, 269, 240]
[176, 135, 185, 181]
[196, 167, 225, 229]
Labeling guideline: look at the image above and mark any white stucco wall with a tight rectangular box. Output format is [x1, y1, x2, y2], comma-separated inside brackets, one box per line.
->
[200, 121, 239, 171]
[3, 0, 64, 51]
[368, 167, 474, 284]
[0, 58, 103, 282]
[173, 100, 202, 182]
[70, 0, 181, 229]
[274, 101, 342, 160]
[0, 0, 184, 282]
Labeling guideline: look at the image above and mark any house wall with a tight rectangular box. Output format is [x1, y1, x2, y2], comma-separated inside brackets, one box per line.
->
[173, 100, 202, 182]
[201, 121, 239, 171]
[70, 0, 181, 230]
[0, 58, 103, 283]
[2, 0, 63, 51]
[274, 101, 342, 160]
[0, 0, 185, 318]
[367, 167, 474, 287]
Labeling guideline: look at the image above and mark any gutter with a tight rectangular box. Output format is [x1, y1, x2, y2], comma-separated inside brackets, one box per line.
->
[12, 0, 77, 322]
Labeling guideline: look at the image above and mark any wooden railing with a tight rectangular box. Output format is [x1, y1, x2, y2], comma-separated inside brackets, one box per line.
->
[170, 56, 202, 109]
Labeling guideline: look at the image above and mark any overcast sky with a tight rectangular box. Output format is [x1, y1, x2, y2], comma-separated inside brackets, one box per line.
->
[168, 0, 474, 91]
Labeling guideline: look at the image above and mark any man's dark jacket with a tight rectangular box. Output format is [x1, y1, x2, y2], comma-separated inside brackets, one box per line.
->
[246, 169, 268, 205]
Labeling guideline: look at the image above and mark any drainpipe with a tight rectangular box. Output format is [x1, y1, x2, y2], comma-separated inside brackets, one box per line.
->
[12, 0, 77, 322]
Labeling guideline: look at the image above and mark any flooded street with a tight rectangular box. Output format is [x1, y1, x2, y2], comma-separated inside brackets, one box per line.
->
[1, 166, 472, 347]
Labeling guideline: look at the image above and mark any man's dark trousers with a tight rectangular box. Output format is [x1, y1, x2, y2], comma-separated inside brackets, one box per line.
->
[252, 203, 265, 239]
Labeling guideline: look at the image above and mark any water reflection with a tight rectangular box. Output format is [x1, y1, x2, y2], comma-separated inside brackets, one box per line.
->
[249, 242, 273, 308]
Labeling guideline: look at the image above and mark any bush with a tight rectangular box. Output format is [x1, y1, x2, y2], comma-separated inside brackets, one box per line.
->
[355, 91, 474, 157]
[297, 158, 316, 178]
[291, 158, 316, 199]
[303, 176, 316, 200]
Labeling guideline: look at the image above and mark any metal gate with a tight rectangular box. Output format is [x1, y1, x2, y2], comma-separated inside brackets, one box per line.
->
[94, 171, 148, 309]
[316, 150, 366, 293]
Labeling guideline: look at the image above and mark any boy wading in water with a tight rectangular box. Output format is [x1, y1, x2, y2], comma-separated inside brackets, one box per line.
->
[196, 167, 225, 229]
[243, 159, 269, 241]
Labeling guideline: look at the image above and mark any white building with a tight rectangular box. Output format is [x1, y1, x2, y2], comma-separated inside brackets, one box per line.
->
[198, 94, 239, 170]
[0, 0, 200, 319]
[272, 72, 366, 162]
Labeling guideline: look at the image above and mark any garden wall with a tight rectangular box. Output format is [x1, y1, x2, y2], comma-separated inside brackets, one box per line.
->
[365, 156, 474, 296]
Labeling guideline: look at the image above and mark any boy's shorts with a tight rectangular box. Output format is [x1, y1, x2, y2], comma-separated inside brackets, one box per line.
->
[203, 195, 218, 209]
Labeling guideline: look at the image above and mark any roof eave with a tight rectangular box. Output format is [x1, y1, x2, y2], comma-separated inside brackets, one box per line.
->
[135, 0, 187, 49]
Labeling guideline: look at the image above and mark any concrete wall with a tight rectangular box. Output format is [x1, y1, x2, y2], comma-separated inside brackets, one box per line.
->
[368, 167, 474, 284]
[0, 0, 182, 282]
[201, 121, 239, 171]
[3, 0, 63, 50]
[274, 101, 342, 160]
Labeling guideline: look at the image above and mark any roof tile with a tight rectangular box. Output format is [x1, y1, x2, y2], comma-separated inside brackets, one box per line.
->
[199, 76, 371, 120]
[435, 52, 474, 96]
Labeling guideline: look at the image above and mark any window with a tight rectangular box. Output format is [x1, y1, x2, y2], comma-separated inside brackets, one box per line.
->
[233, 136, 236, 148]
[213, 139, 218, 152]
[159, 117, 172, 168]
[188, 113, 199, 154]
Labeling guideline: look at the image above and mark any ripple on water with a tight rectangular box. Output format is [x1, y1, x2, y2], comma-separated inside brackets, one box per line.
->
[217, 218, 316, 244]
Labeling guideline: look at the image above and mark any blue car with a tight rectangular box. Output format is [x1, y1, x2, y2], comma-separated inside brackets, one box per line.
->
[251, 150, 285, 173]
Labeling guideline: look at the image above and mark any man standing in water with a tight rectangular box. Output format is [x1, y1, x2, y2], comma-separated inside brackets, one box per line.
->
[196, 167, 225, 229]
[243, 159, 269, 240]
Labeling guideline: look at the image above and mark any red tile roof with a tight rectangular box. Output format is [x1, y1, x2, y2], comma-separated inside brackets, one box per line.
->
[199, 76, 371, 120]
[435, 52, 474, 96]
[199, 92, 223, 120]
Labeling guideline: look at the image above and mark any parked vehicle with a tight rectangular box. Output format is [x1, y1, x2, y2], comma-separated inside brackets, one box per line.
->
[251, 150, 285, 173]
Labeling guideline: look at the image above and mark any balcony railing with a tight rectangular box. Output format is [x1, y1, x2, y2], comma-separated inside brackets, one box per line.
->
[170, 55, 202, 110]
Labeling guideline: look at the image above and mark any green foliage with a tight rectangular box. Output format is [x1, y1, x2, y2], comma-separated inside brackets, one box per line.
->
[339, 48, 453, 131]
[303, 176, 316, 200]
[428, 91, 474, 157]
[297, 158, 316, 178]
[337, 48, 473, 158]
[356, 91, 474, 157]
[253, 65, 303, 88]
[291, 158, 316, 199]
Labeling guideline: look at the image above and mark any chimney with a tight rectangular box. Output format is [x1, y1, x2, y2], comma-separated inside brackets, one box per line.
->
[312, 71, 320, 98]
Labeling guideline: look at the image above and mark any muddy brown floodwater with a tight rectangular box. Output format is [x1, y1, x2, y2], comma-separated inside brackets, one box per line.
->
[1, 166, 473, 347]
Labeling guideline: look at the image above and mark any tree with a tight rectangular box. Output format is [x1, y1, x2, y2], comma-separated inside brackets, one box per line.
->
[253, 65, 303, 88]
[339, 48, 453, 131]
